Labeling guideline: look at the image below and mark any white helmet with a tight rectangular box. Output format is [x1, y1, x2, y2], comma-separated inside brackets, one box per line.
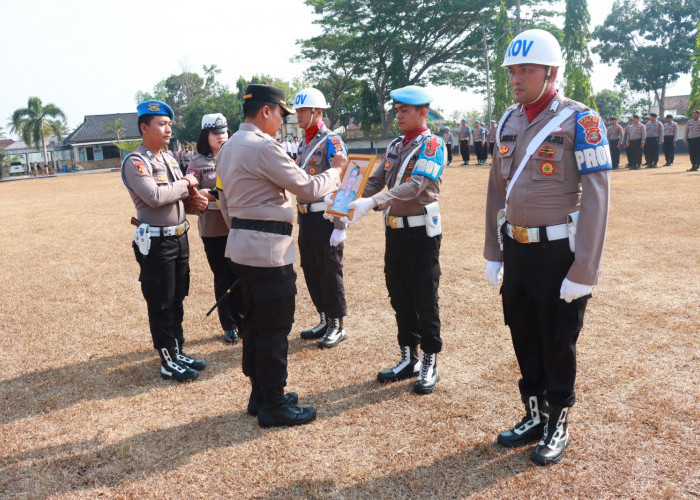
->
[501, 29, 564, 68]
[293, 87, 328, 109]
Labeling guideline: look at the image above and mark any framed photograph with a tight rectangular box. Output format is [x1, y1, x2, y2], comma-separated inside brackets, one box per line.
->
[325, 154, 377, 219]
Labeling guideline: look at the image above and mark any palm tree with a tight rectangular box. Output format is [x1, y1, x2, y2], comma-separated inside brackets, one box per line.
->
[103, 117, 126, 161]
[10, 97, 66, 167]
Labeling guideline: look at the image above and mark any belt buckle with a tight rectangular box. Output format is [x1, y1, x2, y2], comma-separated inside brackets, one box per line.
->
[297, 204, 308, 214]
[175, 223, 186, 236]
[512, 225, 530, 244]
[387, 216, 398, 229]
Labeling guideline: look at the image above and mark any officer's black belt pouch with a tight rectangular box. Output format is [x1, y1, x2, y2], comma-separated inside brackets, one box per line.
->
[231, 218, 293, 236]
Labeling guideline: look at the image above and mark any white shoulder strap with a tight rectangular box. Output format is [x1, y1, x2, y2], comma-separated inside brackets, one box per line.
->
[505, 107, 575, 211]
[393, 138, 425, 188]
[300, 134, 329, 170]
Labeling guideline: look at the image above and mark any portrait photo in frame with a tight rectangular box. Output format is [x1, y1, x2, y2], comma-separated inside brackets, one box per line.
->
[325, 154, 377, 219]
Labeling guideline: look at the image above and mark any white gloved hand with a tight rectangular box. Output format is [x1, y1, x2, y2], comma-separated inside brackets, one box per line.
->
[485, 261, 503, 286]
[559, 278, 593, 303]
[329, 228, 346, 247]
[322, 193, 336, 221]
[343, 197, 376, 224]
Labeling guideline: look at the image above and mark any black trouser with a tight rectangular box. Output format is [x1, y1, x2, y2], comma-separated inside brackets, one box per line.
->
[233, 263, 297, 389]
[489, 142, 495, 158]
[132, 233, 190, 350]
[609, 139, 620, 169]
[202, 236, 243, 331]
[629, 139, 642, 166]
[445, 144, 453, 164]
[298, 211, 347, 318]
[384, 226, 442, 353]
[459, 139, 470, 162]
[501, 235, 589, 408]
[689, 137, 700, 166]
[662, 136, 675, 164]
[644, 138, 660, 165]
[475, 142, 487, 161]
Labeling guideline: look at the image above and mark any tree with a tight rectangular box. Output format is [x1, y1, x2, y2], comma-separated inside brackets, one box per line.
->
[104, 117, 127, 161]
[10, 97, 66, 167]
[594, 89, 624, 120]
[689, 20, 700, 116]
[563, 0, 596, 109]
[593, 0, 699, 116]
[492, 1, 514, 119]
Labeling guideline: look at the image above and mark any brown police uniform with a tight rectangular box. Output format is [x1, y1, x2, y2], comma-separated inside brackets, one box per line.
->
[488, 124, 498, 157]
[685, 117, 700, 170]
[606, 122, 623, 169]
[217, 122, 340, 389]
[662, 120, 678, 165]
[644, 120, 663, 167]
[458, 124, 471, 163]
[484, 90, 611, 409]
[123, 144, 191, 350]
[625, 122, 646, 168]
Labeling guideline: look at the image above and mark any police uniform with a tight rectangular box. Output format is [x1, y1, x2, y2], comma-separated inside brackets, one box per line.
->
[685, 113, 700, 171]
[296, 120, 348, 347]
[359, 85, 445, 394]
[662, 118, 678, 166]
[644, 115, 663, 167]
[187, 114, 244, 343]
[122, 100, 205, 381]
[488, 120, 498, 158]
[626, 120, 646, 169]
[458, 121, 471, 164]
[606, 120, 624, 169]
[217, 85, 341, 427]
[442, 129, 454, 164]
[474, 122, 488, 164]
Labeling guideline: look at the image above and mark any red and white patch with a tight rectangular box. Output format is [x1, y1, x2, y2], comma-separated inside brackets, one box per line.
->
[187, 169, 197, 176]
[578, 115, 600, 130]
[499, 145, 510, 155]
[384, 160, 391, 170]
[133, 161, 148, 175]
[585, 128, 602, 145]
[308, 166, 317, 175]
[540, 162, 555, 176]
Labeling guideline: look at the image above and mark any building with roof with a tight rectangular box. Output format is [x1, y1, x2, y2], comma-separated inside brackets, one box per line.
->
[64, 112, 140, 169]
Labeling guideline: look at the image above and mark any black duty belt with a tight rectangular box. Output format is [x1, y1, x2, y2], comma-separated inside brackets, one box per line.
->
[231, 218, 292, 236]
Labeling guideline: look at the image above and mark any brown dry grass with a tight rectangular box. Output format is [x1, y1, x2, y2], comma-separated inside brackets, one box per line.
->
[0, 157, 698, 500]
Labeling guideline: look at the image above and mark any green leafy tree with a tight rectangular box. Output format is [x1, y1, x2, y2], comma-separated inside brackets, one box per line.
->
[113, 139, 143, 156]
[358, 80, 381, 137]
[593, 0, 699, 115]
[563, 0, 596, 109]
[594, 89, 624, 120]
[689, 20, 700, 116]
[103, 117, 127, 161]
[10, 97, 66, 167]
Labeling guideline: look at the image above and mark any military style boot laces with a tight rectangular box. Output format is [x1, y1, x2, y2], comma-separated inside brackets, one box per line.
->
[413, 352, 440, 394]
[377, 346, 420, 383]
[318, 317, 346, 349]
[174, 339, 206, 371]
[158, 347, 198, 382]
[532, 405, 571, 465]
[497, 395, 548, 447]
[301, 312, 327, 340]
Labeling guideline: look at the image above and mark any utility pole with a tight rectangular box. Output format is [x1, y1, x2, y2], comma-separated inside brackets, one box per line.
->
[515, 0, 522, 34]
[482, 24, 493, 124]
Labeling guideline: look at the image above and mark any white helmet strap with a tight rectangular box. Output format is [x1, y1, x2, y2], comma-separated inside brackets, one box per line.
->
[527, 66, 553, 106]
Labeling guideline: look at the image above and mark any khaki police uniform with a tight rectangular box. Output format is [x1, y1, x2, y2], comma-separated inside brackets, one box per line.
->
[123, 144, 192, 350]
[488, 124, 498, 158]
[484, 90, 611, 409]
[644, 119, 663, 167]
[606, 122, 623, 169]
[685, 117, 700, 170]
[187, 152, 244, 334]
[662, 120, 678, 165]
[296, 124, 348, 322]
[217, 122, 340, 389]
[625, 122, 646, 168]
[458, 124, 471, 163]
[474, 125, 487, 163]
[442, 130, 454, 164]
[364, 131, 445, 355]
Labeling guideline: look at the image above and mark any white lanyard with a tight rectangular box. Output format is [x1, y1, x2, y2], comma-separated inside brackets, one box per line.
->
[300, 134, 329, 170]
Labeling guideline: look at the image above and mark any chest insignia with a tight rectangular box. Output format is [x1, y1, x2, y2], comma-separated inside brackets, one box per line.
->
[499, 145, 510, 155]
[308, 166, 317, 176]
[207, 172, 217, 180]
[187, 169, 197, 176]
[384, 160, 391, 170]
[540, 162, 555, 176]
[537, 145, 556, 159]
[156, 174, 167, 182]
[308, 156, 319, 165]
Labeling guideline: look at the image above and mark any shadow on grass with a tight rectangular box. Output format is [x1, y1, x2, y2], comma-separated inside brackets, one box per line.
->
[0, 379, 410, 496]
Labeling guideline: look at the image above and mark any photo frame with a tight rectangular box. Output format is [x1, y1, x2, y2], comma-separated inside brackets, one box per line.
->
[325, 154, 377, 219]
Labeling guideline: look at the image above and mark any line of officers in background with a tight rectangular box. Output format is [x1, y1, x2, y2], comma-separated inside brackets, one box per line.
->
[605, 110, 700, 171]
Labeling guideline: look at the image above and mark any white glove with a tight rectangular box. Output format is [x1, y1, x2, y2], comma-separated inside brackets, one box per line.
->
[343, 197, 377, 224]
[485, 261, 503, 286]
[322, 193, 336, 221]
[329, 228, 346, 247]
[559, 278, 593, 303]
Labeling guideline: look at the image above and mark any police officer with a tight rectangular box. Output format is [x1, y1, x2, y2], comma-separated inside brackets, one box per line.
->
[293, 87, 349, 348]
[662, 114, 678, 166]
[458, 118, 471, 165]
[484, 29, 610, 465]
[684, 109, 700, 171]
[644, 113, 663, 168]
[344, 85, 446, 395]
[187, 113, 243, 344]
[474, 120, 488, 165]
[217, 84, 346, 427]
[443, 126, 455, 165]
[623, 116, 633, 167]
[488, 119, 498, 159]
[606, 116, 624, 169]
[122, 100, 208, 381]
[626, 115, 646, 169]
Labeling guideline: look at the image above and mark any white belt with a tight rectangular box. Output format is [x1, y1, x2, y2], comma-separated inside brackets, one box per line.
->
[206, 200, 218, 210]
[297, 202, 326, 214]
[506, 222, 567, 244]
[148, 220, 189, 237]
[385, 214, 426, 229]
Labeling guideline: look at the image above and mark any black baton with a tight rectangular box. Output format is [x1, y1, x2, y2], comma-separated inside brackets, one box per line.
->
[201, 279, 240, 322]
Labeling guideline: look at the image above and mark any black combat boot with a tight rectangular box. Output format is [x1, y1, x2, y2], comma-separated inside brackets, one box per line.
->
[497, 395, 548, 447]
[532, 405, 571, 465]
[377, 346, 420, 383]
[246, 379, 298, 416]
[158, 346, 199, 382]
[224, 327, 239, 344]
[414, 352, 440, 394]
[318, 317, 346, 348]
[257, 387, 316, 428]
[301, 312, 327, 340]
[174, 339, 206, 371]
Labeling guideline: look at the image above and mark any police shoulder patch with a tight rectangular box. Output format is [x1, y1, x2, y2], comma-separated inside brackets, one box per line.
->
[574, 110, 612, 174]
[411, 135, 445, 181]
[327, 135, 346, 156]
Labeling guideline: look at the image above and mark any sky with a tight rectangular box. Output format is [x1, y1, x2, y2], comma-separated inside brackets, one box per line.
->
[0, 0, 692, 137]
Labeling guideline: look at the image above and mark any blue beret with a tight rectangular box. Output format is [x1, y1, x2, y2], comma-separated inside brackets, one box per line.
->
[389, 85, 434, 105]
[475, 120, 481, 124]
[137, 100, 174, 120]
[490, 119, 497, 123]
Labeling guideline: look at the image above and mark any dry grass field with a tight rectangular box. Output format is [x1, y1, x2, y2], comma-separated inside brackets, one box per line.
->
[0, 157, 699, 499]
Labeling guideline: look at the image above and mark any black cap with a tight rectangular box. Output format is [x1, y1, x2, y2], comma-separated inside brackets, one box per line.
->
[243, 84, 296, 116]
[649, 112, 657, 117]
